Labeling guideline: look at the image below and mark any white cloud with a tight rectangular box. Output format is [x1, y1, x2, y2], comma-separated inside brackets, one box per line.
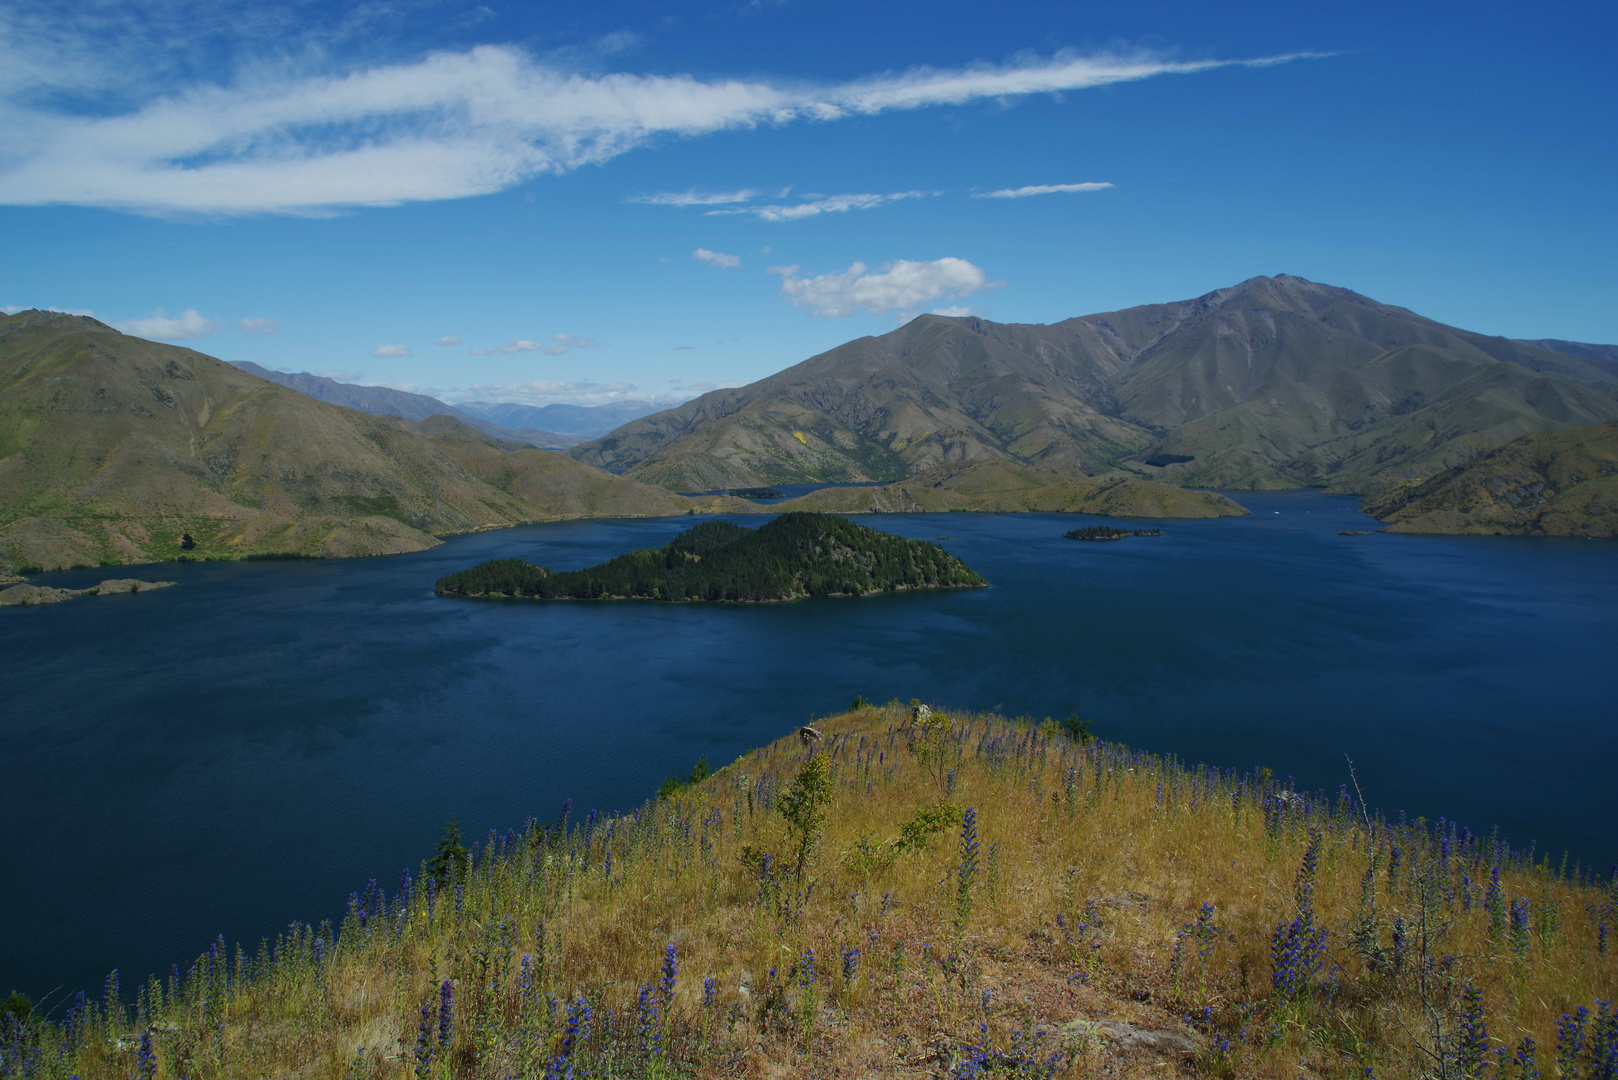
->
[974, 182, 1114, 199]
[0, 43, 1320, 215]
[630, 189, 757, 207]
[437, 335, 463, 346]
[449, 380, 648, 406]
[118, 307, 225, 340]
[490, 333, 598, 356]
[2, 305, 22, 315]
[693, 247, 741, 269]
[773, 257, 989, 317]
[931, 305, 977, 317]
[705, 191, 928, 222]
[372, 343, 411, 357]
[240, 316, 279, 334]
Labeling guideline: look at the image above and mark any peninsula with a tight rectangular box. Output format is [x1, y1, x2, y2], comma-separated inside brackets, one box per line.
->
[434, 512, 986, 602]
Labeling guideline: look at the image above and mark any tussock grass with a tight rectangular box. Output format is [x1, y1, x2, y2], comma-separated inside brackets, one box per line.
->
[6, 703, 1615, 1078]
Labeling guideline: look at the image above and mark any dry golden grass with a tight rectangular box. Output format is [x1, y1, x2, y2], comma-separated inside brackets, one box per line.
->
[16, 702, 1617, 1079]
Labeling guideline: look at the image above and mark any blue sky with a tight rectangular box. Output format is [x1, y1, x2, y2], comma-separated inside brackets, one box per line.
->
[1, 0, 1612, 407]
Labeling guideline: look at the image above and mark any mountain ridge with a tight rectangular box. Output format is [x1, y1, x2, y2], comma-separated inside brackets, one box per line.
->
[570, 275, 1618, 494]
[0, 311, 755, 573]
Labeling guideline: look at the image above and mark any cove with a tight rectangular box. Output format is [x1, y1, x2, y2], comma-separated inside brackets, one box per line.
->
[3, 490, 1615, 1005]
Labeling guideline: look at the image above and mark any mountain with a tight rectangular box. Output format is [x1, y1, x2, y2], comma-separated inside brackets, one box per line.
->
[1362, 421, 1618, 536]
[773, 460, 1247, 517]
[0, 311, 753, 573]
[229, 363, 581, 449]
[1513, 339, 1618, 378]
[570, 276, 1618, 494]
[456, 399, 665, 439]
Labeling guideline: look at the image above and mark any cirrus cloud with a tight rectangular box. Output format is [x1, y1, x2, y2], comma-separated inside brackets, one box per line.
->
[973, 182, 1114, 198]
[772, 257, 990, 318]
[705, 190, 928, 222]
[372, 343, 411, 357]
[0, 44, 1322, 215]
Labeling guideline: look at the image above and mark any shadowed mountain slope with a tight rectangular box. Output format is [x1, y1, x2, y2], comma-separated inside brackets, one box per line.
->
[1363, 421, 1618, 536]
[571, 276, 1618, 493]
[0, 311, 752, 572]
[229, 362, 581, 449]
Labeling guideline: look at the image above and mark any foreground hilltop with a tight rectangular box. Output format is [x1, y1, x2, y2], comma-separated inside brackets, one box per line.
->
[11, 703, 1614, 1078]
[0, 310, 754, 572]
[571, 275, 1618, 494]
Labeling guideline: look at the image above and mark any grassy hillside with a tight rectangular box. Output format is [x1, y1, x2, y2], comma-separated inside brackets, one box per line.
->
[0, 311, 755, 574]
[774, 460, 1249, 518]
[7, 703, 1613, 1079]
[569, 276, 1618, 495]
[1363, 421, 1618, 536]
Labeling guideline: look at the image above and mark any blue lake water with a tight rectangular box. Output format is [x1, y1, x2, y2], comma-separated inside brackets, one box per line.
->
[4, 490, 1616, 1007]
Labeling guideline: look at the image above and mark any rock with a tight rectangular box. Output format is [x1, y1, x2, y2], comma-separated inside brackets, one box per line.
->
[0, 584, 77, 606]
[1063, 1018, 1202, 1056]
[95, 578, 176, 595]
[0, 579, 177, 607]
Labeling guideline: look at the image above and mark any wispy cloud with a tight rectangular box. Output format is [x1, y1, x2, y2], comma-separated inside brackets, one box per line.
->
[973, 182, 1114, 198]
[630, 189, 758, 207]
[437, 335, 462, 346]
[693, 247, 741, 268]
[705, 191, 928, 222]
[772, 257, 990, 317]
[0, 42, 1322, 215]
[118, 307, 225, 340]
[240, 316, 279, 334]
[372, 343, 411, 357]
[487, 333, 599, 356]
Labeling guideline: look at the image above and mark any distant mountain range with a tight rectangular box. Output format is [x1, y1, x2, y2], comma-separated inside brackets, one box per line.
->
[228, 363, 582, 449]
[0, 311, 755, 572]
[569, 275, 1618, 495]
[455, 399, 665, 439]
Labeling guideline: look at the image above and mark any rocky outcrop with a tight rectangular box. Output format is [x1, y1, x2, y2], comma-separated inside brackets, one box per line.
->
[0, 579, 176, 607]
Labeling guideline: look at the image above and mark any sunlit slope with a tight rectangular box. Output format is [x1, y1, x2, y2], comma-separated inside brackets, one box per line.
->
[571, 276, 1618, 494]
[0, 311, 753, 571]
[1363, 421, 1618, 536]
[774, 460, 1248, 517]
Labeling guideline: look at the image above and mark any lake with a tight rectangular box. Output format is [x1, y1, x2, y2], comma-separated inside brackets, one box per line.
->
[4, 490, 1615, 1007]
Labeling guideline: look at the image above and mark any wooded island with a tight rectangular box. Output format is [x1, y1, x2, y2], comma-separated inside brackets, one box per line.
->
[434, 512, 986, 602]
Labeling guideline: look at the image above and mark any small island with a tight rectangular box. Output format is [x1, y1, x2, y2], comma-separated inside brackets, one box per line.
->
[1063, 525, 1163, 541]
[435, 512, 987, 602]
[727, 487, 786, 499]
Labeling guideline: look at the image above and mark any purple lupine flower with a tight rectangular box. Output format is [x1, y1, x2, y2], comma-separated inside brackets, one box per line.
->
[1456, 986, 1488, 1077]
[637, 984, 660, 1058]
[1509, 898, 1531, 959]
[135, 1030, 157, 1080]
[842, 947, 860, 985]
[1558, 1007, 1589, 1078]
[438, 979, 454, 1049]
[703, 976, 716, 1009]
[414, 996, 434, 1076]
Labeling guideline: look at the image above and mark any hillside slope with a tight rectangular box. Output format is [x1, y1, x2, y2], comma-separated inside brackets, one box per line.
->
[774, 460, 1248, 517]
[571, 276, 1618, 494]
[0, 311, 753, 572]
[1363, 421, 1618, 536]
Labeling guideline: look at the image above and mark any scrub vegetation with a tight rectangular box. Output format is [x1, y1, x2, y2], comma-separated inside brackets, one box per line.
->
[3, 703, 1615, 1078]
